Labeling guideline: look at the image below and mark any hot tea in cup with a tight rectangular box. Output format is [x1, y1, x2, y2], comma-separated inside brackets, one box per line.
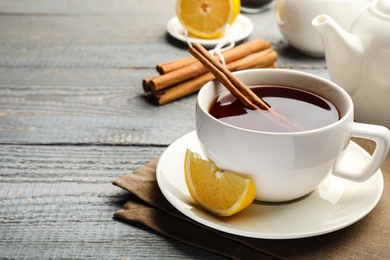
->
[209, 85, 340, 132]
[196, 69, 390, 202]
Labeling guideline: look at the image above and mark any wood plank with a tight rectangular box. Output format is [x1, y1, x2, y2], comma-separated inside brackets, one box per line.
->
[0, 0, 175, 15]
[0, 144, 165, 181]
[0, 6, 326, 69]
[0, 67, 196, 145]
[0, 16, 185, 68]
[0, 144, 224, 259]
[0, 67, 329, 145]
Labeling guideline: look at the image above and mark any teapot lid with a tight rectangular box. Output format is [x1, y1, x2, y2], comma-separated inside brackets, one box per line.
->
[373, 0, 390, 16]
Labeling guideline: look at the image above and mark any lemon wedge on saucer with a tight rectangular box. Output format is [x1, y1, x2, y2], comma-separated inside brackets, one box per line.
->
[184, 149, 256, 217]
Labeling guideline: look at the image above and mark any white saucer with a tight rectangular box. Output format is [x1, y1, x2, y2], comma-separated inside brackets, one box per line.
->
[166, 14, 254, 48]
[156, 131, 384, 239]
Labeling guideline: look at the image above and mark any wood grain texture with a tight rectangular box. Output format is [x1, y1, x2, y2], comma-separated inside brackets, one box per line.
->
[0, 144, 226, 259]
[0, 66, 196, 145]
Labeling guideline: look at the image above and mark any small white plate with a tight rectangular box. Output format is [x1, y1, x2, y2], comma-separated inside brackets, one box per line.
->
[156, 131, 384, 239]
[166, 14, 254, 48]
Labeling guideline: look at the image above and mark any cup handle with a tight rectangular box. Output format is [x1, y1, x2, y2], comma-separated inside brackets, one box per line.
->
[333, 123, 390, 182]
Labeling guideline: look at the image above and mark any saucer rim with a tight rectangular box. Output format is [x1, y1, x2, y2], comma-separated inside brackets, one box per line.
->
[156, 131, 384, 239]
[166, 14, 254, 47]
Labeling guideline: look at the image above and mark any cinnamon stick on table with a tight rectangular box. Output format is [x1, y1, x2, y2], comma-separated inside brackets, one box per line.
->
[156, 56, 197, 74]
[189, 43, 270, 110]
[144, 38, 271, 93]
[153, 49, 277, 105]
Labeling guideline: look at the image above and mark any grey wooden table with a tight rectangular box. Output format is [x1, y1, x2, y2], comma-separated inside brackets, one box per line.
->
[2, 0, 379, 259]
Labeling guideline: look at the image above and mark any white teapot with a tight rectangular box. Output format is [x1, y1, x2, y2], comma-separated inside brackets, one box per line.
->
[313, 0, 390, 128]
[275, 0, 370, 57]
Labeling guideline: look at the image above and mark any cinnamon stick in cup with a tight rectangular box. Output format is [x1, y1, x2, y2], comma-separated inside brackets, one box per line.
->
[189, 43, 304, 131]
[189, 43, 270, 110]
[154, 48, 277, 105]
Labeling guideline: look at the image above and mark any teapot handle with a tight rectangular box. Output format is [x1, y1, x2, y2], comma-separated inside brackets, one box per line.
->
[333, 122, 390, 181]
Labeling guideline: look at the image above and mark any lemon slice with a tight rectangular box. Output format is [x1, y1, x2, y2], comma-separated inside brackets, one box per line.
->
[184, 149, 256, 217]
[176, 0, 241, 39]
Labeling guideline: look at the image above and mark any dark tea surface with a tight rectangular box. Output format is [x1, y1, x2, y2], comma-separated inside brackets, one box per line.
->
[209, 85, 340, 132]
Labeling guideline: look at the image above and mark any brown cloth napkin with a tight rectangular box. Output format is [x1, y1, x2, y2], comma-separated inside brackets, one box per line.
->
[113, 139, 390, 260]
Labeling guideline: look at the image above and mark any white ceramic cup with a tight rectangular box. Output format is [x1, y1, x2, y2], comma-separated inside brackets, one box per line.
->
[196, 69, 390, 202]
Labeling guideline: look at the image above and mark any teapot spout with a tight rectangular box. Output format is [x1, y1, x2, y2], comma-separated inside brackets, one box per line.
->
[312, 15, 364, 94]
